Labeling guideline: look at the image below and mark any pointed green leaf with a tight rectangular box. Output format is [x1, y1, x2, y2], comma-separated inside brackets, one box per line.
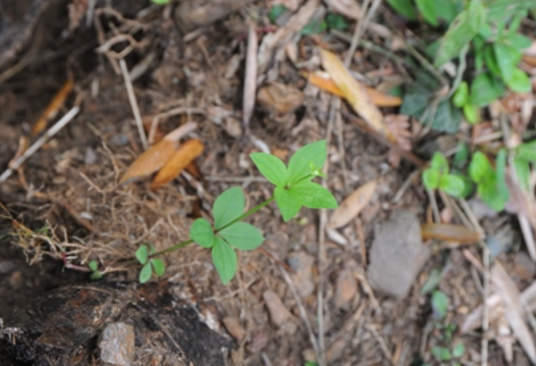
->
[422, 169, 440, 190]
[139, 263, 152, 283]
[290, 181, 338, 209]
[386, 0, 417, 20]
[506, 68, 531, 93]
[213, 187, 244, 230]
[430, 152, 449, 174]
[470, 73, 505, 107]
[516, 141, 536, 162]
[274, 186, 302, 222]
[288, 140, 327, 183]
[432, 290, 449, 319]
[452, 82, 469, 107]
[439, 174, 467, 197]
[494, 43, 522, 84]
[135, 245, 149, 265]
[151, 258, 165, 277]
[190, 218, 215, 248]
[88, 260, 99, 272]
[250, 153, 288, 186]
[431, 346, 452, 361]
[415, 0, 438, 26]
[469, 152, 493, 184]
[212, 237, 237, 284]
[219, 222, 264, 250]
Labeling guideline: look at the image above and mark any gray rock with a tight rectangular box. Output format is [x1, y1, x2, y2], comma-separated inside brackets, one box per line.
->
[99, 322, 135, 366]
[367, 210, 430, 298]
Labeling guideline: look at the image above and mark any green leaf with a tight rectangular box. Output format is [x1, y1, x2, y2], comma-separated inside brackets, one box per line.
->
[219, 222, 264, 251]
[427, 100, 463, 133]
[463, 103, 480, 125]
[190, 218, 215, 248]
[470, 73, 505, 107]
[212, 236, 237, 284]
[416, 0, 438, 26]
[431, 346, 452, 361]
[494, 43, 522, 83]
[88, 260, 99, 272]
[516, 141, 536, 162]
[452, 82, 469, 107]
[434, 0, 485, 68]
[434, 0, 459, 24]
[452, 342, 466, 358]
[135, 245, 149, 265]
[151, 0, 170, 4]
[422, 169, 440, 190]
[514, 156, 531, 191]
[90, 271, 102, 280]
[420, 269, 443, 294]
[453, 142, 470, 169]
[250, 153, 288, 186]
[213, 187, 245, 230]
[326, 13, 348, 31]
[506, 68, 531, 93]
[274, 186, 302, 222]
[432, 290, 449, 319]
[386, 0, 417, 20]
[439, 174, 468, 197]
[151, 258, 165, 277]
[469, 152, 493, 184]
[430, 152, 449, 173]
[301, 20, 327, 35]
[487, 0, 534, 23]
[484, 45, 501, 76]
[139, 263, 152, 283]
[505, 33, 532, 51]
[290, 181, 338, 209]
[269, 4, 287, 23]
[288, 140, 327, 184]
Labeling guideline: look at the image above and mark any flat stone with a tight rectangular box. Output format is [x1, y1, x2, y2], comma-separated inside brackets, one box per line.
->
[99, 322, 135, 366]
[367, 210, 430, 298]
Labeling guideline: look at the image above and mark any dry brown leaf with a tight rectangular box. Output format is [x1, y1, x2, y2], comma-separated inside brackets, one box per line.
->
[421, 223, 481, 244]
[492, 262, 536, 364]
[257, 82, 305, 115]
[323, 0, 362, 20]
[329, 180, 377, 229]
[32, 79, 74, 135]
[319, 49, 394, 141]
[151, 139, 205, 189]
[119, 139, 176, 185]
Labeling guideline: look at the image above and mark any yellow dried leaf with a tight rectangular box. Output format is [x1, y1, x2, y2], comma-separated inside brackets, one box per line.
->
[329, 180, 377, 229]
[119, 139, 176, 184]
[319, 49, 395, 141]
[421, 223, 480, 244]
[151, 139, 205, 189]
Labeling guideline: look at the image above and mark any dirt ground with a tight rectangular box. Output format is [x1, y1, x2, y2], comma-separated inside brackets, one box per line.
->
[1, 0, 536, 365]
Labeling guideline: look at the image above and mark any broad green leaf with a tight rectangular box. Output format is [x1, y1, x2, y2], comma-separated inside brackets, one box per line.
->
[469, 152, 493, 184]
[250, 153, 288, 186]
[190, 218, 215, 248]
[516, 141, 536, 162]
[269, 4, 287, 23]
[212, 236, 237, 284]
[434, 0, 485, 68]
[487, 0, 534, 22]
[432, 290, 449, 319]
[452, 343, 466, 358]
[422, 169, 440, 190]
[426, 100, 463, 133]
[463, 103, 479, 125]
[400, 72, 439, 117]
[88, 260, 99, 272]
[151, 258, 165, 277]
[290, 181, 338, 209]
[452, 82, 469, 107]
[288, 140, 327, 183]
[439, 174, 467, 197]
[514, 156, 530, 191]
[506, 68, 531, 93]
[453, 142, 470, 169]
[494, 43, 522, 83]
[506, 33, 532, 51]
[139, 263, 152, 283]
[416, 0, 438, 26]
[386, 0, 417, 20]
[135, 245, 149, 265]
[431, 346, 452, 361]
[434, 0, 458, 24]
[275, 186, 302, 222]
[326, 13, 348, 31]
[213, 187, 245, 230]
[484, 45, 501, 76]
[478, 178, 507, 211]
[219, 222, 264, 250]
[470, 72, 505, 107]
[430, 152, 449, 173]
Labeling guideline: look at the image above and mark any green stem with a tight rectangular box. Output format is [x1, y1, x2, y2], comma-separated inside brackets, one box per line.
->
[150, 196, 275, 258]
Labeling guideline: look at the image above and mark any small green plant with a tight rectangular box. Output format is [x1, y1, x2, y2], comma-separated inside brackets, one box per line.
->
[422, 152, 473, 198]
[468, 150, 509, 211]
[131, 140, 337, 284]
[88, 260, 102, 280]
[150, 0, 170, 5]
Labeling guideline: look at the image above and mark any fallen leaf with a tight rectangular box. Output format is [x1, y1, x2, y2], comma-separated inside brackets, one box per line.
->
[32, 78, 74, 135]
[263, 290, 292, 326]
[256, 82, 305, 115]
[323, 0, 362, 20]
[307, 71, 403, 107]
[151, 139, 205, 189]
[329, 180, 376, 229]
[319, 49, 394, 141]
[421, 223, 481, 244]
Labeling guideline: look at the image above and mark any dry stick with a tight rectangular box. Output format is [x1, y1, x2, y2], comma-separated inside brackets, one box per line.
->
[242, 25, 258, 131]
[119, 59, 148, 150]
[481, 245, 490, 366]
[0, 106, 80, 183]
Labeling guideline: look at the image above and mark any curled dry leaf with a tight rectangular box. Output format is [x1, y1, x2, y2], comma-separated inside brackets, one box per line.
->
[32, 78, 74, 135]
[256, 82, 305, 115]
[306, 71, 403, 107]
[329, 180, 377, 229]
[384, 115, 412, 151]
[151, 139, 205, 189]
[319, 49, 394, 142]
[421, 223, 481, 244]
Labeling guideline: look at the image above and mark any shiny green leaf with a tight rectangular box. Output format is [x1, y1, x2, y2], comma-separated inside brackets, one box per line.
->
[212, 236, 237, 284]
[213, 187, 244, 230]
[219, 222, 264, 251]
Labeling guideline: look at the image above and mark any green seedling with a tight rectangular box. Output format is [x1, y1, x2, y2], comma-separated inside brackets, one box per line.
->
[468, 150, 510, 211]
[134, 140, 338, 284]
[422, 152, 473, 198]
[88, 260, 102, 280]
[269, 4, 287, 23]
